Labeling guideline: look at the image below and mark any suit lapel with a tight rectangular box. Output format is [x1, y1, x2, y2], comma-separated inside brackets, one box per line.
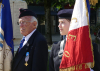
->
[13, 30, 38, 70]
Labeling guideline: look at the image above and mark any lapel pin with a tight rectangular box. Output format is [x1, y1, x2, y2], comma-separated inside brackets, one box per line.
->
[26, 43, 29, 46]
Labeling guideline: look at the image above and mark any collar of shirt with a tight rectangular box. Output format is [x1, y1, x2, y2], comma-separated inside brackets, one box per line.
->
[66, 35, 67, 41]
[23, 29, 36, 47]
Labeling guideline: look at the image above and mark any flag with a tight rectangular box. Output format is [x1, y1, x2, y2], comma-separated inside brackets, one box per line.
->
[0, 0, 14, 71]
[59, 0, 98, 71]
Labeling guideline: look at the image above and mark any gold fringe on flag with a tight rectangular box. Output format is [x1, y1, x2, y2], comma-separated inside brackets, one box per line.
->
[85, 0, 95, 69]
[89, 0, 98, 5]
[60, 62, 94, 71]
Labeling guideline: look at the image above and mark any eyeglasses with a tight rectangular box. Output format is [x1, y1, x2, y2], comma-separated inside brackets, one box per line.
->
[17, 21, 32, 25]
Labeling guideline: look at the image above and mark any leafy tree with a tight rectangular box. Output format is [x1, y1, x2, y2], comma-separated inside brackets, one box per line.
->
[24, 0, 99, 44]
[24, 0, 72, 44]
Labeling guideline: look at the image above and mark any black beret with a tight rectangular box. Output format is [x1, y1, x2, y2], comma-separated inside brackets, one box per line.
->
[57, 9, 73, 19]
[19, 8, 37, 18]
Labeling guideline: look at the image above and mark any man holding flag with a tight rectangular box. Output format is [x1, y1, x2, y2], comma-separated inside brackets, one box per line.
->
[0, 0, 14, 71]
[60, 0, 98, 71]
[49, 9, 73, 71]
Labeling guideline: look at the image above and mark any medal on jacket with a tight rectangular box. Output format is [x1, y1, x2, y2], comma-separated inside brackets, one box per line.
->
[25, 52, 29, 66]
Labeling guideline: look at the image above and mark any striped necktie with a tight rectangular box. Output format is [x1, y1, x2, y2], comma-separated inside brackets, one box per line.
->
[19, 37, 25, 52]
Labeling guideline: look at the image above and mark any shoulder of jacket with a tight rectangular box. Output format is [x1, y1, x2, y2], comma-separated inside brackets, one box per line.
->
[51, 41, 61, 51]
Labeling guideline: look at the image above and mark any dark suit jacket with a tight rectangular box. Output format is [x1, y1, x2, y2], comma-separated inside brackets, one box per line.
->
[92, 42, 100, 71]
[49, 39, 66, 71]
[12, 30, 48, 71]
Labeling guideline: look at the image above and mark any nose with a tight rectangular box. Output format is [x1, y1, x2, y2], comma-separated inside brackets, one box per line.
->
[58, 23, 61, 28]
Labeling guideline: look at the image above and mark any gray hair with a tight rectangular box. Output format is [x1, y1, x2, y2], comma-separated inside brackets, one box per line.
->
[31, 16, 38, 28]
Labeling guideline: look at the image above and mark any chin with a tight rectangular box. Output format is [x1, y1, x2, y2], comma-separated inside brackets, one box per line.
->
[60, 33, 64, 35]
[20, 32, 24, 36]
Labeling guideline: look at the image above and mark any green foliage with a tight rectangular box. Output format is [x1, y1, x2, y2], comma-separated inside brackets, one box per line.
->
[90, 24, 100, 36]
[24, 0, 75, 9]
[51, 2, 63, 9]
[24, 0, 100, 10]
[90, 24, 100, 44]
[24, 0, 43, 4]
[51, 0, 75, 10]
[94, 37, 100, 44]
[48, 45, 52, 50]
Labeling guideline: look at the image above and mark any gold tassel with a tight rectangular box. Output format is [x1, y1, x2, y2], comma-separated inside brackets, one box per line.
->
[60, 62, 93, 71]
[89, 0, 98, 5]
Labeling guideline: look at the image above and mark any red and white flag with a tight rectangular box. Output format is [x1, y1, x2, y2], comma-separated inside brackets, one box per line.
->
[59, 0, 95, 71]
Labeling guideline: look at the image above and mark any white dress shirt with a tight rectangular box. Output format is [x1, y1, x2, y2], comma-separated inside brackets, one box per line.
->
[22, 29, 36, 47]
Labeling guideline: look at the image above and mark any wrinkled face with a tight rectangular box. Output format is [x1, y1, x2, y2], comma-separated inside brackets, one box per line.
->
[19, 16, 37, 36]
[58, 19, 70, 35]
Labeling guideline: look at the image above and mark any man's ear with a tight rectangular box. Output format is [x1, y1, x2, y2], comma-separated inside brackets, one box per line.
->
[33, 21, 37, 27]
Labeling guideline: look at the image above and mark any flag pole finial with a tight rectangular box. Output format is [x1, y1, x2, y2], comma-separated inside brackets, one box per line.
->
[89, 0, 98, 5]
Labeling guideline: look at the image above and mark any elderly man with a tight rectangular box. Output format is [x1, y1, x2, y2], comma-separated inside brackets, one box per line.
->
[12, 8, 48, 71]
